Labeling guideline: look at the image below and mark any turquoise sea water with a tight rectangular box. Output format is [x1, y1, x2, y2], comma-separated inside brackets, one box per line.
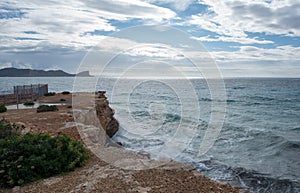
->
[1, 77, 299, 193]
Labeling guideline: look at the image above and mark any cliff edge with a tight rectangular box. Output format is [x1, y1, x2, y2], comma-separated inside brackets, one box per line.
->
[95, 91, 119, 138]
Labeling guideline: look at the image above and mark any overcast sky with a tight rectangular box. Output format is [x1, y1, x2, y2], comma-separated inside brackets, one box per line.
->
[0, 0, 299, 77]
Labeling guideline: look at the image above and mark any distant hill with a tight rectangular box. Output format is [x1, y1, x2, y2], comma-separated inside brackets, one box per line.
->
[0, 68, 92, 77]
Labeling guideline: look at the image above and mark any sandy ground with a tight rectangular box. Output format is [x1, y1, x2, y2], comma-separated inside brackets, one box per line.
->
[0, 93, 244, 193]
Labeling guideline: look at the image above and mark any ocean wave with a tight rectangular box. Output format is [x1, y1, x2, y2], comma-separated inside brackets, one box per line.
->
[165, 113, 181, 122]
[232, 86, 246, 90]
[281, 140, 300, 150]
[291, 127, 300, 131]
[200, 97, 212, 102]
[131, 110, 150, 117]
[226, 99, 237, 103]
[194, 159, 300, 193]
[248, 96, 275, 101]
[199, 98, 237, 103]
[129, 111, 182, 123]
[248, 130, 300, 151]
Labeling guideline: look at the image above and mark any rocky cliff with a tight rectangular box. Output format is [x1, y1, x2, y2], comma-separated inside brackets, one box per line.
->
[95, 91, 119, 138]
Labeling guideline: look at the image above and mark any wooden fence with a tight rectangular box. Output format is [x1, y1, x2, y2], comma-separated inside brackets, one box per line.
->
[0, 84, 48, 105]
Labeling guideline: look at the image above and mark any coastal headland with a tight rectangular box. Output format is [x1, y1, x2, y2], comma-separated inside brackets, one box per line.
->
[0, 92, 244, 193]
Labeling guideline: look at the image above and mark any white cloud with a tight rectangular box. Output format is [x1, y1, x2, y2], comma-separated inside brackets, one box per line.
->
[189, 0, 300, 37]
[144, 0, 194, 11]
[125, 44, 184, 59]
[81, 0, 176, 21]
[0, 61, 33, 69]
[0, 62, 13, 69]
[210, 45, 300, 62]
[192, 35, 274, 44]
[174, 44, 300, 77]
[0, 0, 176, 53]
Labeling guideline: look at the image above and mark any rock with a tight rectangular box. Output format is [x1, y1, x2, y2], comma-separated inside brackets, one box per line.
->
[97, 91, 107, 99]
[95, 93, 119, 138]
[134, 186, 151, 193]
[15, 121, 26, 129]
[116, 141, 123, 146]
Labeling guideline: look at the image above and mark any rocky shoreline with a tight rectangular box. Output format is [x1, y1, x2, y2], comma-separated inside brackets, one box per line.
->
[0, 92, 245, 193]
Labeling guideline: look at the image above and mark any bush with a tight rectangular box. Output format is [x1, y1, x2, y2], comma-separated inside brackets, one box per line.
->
[0, 105, 7, 113]
[23, 101, 34, 106]
[37, 105, 58, 113]
[60, 98, 66, 102]
[0, 119, 22, 139]
[44, 92, 56, 96]
[61, 91, 70, 95]
[0, 123, 88, 188]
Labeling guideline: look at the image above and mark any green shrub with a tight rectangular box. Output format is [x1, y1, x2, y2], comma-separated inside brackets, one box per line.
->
[37, 105, 58, 113]
[0, 130, 88, 188]
[0, 119, 22, 138]
[44, 92, 56, 96]
[61, 91, 70, 95]
[0, 105, 7, 113]
[23, 101, 34, 106]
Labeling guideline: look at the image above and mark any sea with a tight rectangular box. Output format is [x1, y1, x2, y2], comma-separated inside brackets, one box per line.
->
[0, 77, 299, 193]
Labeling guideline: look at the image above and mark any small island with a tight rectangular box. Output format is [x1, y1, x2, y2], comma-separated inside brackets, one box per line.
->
[0, 68, 92, 77]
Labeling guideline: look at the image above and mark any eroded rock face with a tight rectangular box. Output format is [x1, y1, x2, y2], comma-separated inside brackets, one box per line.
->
[95, 92, 119, 138]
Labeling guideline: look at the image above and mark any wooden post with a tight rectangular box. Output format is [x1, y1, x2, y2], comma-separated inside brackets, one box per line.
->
[16, 86, 19, 109]
[31, 84, 33, 101]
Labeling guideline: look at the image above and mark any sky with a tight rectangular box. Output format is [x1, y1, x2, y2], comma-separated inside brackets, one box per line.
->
[0, 0, 300, 77]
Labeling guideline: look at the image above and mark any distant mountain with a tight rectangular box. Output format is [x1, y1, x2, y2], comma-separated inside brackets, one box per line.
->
[76, 71, 92, 77]
[0, 68, 92, 77]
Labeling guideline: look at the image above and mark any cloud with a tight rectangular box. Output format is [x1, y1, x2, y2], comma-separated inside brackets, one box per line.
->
[0, 62, 13, 69]
[192, 35, 274, 44]
[176, 44, 300, 77]
[81, 0, 176, 21]
[0, 61, 32, 70]
[125, 44, 185, 59]
[189, 0, 300, 38]
[0, 0, 176, 53]
[219, 60, 300, 77]
[144, 0, 194, 11]
[210, 45, 300, 62]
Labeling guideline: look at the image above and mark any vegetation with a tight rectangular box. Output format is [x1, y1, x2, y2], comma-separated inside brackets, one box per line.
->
[61, 91, 70, 95]
[37, 105, 58, 113]
[44, 92, 56, 96]
[0, 120, 88, 188]
[0, 105, 7, 113]
[23, 101, 34, 106]
[0, 119, 22, 138]
[60, 98, 66, 102]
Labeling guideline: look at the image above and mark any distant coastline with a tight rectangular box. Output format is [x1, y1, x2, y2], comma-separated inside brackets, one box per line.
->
[0, 67, 92, 77]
